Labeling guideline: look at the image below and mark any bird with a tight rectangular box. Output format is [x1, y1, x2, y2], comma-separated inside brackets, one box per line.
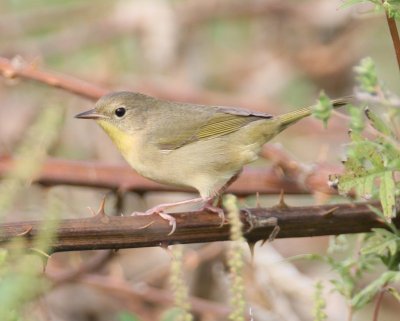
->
[76, 91, 348, 234]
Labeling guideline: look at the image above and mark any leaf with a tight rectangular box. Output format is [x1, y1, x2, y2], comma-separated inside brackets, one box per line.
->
[379, 171, 396, 220]
[313, 91, 333, 128]
[388, 287, 400, 301]
[361, 228, 400, 257]
[365, 108, 395, 137]
[349, 105, 365, 134]
[354, 57, 379, 94]
[352, 271, 400, 309]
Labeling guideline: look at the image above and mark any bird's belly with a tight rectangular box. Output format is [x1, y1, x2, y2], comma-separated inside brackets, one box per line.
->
[124, 130, 263, 198]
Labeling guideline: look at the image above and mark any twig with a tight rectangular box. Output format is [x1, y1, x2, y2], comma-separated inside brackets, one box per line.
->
[78, 274, 231, 318]
[52, 250, 115, 284]
[372, 286, 387, 321]
[384, 6, 400, 72]
[0, 57, 108, 100]
[0, 201, 396, 252]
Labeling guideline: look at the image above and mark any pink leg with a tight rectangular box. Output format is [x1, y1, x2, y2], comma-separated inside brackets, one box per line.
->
[201, 170, 243, 227]
[201, 199, 225, 227]
[132, 197, 205, 235]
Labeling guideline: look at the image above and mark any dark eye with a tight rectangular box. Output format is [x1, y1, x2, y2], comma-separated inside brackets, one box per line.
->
[115, 107, 126, 118]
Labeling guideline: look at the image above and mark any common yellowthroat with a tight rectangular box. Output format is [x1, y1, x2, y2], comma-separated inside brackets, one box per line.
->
[76, 92, 348, 233]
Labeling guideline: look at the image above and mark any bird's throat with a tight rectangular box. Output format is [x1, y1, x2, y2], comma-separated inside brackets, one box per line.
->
[96, 120, 136, 159]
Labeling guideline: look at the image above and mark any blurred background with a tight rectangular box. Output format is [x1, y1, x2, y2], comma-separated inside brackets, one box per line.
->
[0, 0, 399, 320]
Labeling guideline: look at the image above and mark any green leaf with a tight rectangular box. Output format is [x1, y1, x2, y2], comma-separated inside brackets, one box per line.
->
[352, 271, 400, 309]
[379, 171, 396, 220]
[348, 105, 365, 134]
[361, 228, 400, 257]
[354, 57, 378, 94]
[313, 91, 333, 128]
[388, 287, 400, 301]
[365, 108, 394, 137]
[313, 281, 327, 321]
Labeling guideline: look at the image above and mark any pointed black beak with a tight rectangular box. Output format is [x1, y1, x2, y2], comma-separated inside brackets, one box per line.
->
[75, 108, 108, 120]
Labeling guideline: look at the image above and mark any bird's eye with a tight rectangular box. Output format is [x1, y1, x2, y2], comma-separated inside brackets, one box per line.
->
[115, 107, 126, 118]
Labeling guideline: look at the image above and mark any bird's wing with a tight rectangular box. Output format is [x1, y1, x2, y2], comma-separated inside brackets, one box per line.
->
[155, 106, 272, 151]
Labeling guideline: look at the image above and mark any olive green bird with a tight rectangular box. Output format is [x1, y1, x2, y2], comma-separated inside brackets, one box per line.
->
[76, 92, 348, 234]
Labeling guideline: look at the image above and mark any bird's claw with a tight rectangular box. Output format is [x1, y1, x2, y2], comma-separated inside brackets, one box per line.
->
[158, 212, 177, 235]
[131, 208, 176, 235]
[203, 204, 225, 227]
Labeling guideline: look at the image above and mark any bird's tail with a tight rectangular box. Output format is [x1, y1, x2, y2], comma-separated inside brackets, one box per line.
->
[277, 96, 351, 131]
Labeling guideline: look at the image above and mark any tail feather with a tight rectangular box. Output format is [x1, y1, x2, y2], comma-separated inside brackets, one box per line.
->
[277, 96, 351, 131]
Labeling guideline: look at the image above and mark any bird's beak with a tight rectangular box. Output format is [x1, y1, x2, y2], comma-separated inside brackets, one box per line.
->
[75, 109, 108, 120]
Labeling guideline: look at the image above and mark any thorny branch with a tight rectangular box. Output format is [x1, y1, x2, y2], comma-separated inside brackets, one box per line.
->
[0, 155, 342, 195]
[0, 201, 396, 253]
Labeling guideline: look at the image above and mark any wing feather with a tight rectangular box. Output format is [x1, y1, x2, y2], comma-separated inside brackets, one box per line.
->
[156, 106, 272, 151]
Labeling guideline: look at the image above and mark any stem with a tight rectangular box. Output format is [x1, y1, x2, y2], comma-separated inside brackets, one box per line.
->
[384, 3, 400, 71]
[372, 287, 386, 321]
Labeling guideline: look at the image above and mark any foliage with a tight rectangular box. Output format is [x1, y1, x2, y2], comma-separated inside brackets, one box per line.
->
[314, 55, 400, 318]
[312, 281, 327, 321]
[312, 91, 334, 128]
[330, 57, 399, 221]
[0, 105, 64, 320]
[342, 0, 400, 19]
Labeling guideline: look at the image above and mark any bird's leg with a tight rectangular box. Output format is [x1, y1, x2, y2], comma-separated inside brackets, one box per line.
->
[131, 197, 205, 235]
[201, 169, 243, 227]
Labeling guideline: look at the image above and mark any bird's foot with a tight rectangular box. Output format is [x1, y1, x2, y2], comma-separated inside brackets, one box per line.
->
[202, 202, 225, 227]
[132, 205, 176, 236]
[131, 197, 204, 235]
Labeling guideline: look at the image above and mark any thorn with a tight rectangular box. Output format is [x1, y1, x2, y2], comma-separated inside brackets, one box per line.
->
[159, 241, 173, 258]
[247, 241, 256, 263]
[16, 226, 32, 237]
[321, 206, 339, 218]
[159, 241, 169, 250]
[274, 189, 289, 209]
[137, 221, 155, 230]
[96, 195, 107, 217]
[87, 195, 109, 222]
[29, 248, 51, 272]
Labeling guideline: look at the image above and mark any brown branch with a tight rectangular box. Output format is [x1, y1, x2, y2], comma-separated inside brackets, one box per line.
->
[0, 201, 395, 253]
[0, 57, 108, 100]
[79, 274, 231, 318]
[384, 3, 400, 71]
[372, 285, 387, 321]
[0, 56, 279, 113]
[0, 156, 341, 195]
[51, 250, 115, 284]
